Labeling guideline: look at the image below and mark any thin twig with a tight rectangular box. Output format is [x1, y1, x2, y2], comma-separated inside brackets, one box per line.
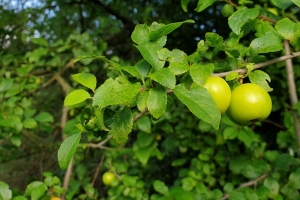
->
[91, 153, 105, 187]
[222, 173, 269, 200]
[284, 41, 300, 156]
[85, 135, 113, 148]
[62, 157, 73, 200]
[213, 51, 300, 77]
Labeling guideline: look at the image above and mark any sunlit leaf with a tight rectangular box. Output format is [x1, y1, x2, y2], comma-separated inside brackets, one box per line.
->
[64, 89, 90, 106]
[72, 73, 97, 91]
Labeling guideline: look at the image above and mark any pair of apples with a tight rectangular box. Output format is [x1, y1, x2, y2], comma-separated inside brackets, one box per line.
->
[203, 76, 272, 126]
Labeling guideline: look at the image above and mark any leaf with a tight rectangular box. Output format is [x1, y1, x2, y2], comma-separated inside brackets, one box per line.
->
[64, 89, 90, 106]
[93, 78, 141, 107]
[23, 118, 37, 129]
[205, 32, 225, 50]
[263, 177, 279, 199]
[149, 20, 194, 41]
[137, 116, 151, 133]
[275, 18, 295, 40]
[147, 85, 167, 119]
[292, 0, 300, 7]
[157, 48, 189, 75]
[249, 33, 283, 57]
[0, 181, 12, 200]
[195, 0, 217, 12]
[122, 60, 151, 80]
[58, 133, 81, 170]
[34, 112, 54, 123]
[228, 7, 259, 35]
[136, 42, 165, 71]
[190, 63, 214, 86]
[173, 84, 220, 129]
[0, 78, 14, 92]
[131, 24, 150, 44]
[72, 73, 97, 91]
[271, 0, 292, 10]
[273, 153, 299, 171]
[169, 186, 194, 200]
[24, 181, 47, 200]
[181, 0, 190, 12]
[248, 70, 273, 92]
[30, 38, 48, 47]
[225, 71, 239, 81]
[109, 107, 133, 144]
[223, 127, 237, 140]
[134, 145, 152, 165]
[153, 180, 169, 195]
[288, 168, 300, 189]
[137, 90, 149, 112]
[149, 68, 176, 89]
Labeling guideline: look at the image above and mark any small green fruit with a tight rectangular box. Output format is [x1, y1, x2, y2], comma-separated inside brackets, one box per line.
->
[102, 172, 115, 185]
[227, 83, 272, 125]
[221, 4, 234, 17]
[203, 76, 231, 114]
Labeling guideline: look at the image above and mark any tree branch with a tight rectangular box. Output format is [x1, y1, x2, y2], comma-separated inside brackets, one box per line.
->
[91, 152, 105, 186]
[222, 173, 269, 200]
[284, 41, 300, 156]
[213, 51, 300, 77]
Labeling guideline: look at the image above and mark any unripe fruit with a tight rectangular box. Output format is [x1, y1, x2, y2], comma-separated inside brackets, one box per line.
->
[227, 83, 272, 125]
[102, 172, 115, 185]
[221, 4, 234, 17]
[203, 76, 231, 114]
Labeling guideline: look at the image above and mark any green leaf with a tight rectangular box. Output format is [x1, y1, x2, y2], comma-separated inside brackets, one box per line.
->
[64, 89, 90, 106]
[0, 181, 12, 200]
[122, 59, 151, 80]
[263, 177, 279, 199]
[30, 37, 48, 47]
[228, 7, 259, 35]
[137, 116, 151, 133]
[225, 71, 239, 81]
[190, 63, 214, 86]
[121, 175, 138, 187]
[72, 73, 97, 91]
[137, 90, 149, 112]
[157, 48, 189, 75]
[271, 0, 292, 10]
[147, 85, 167, 119]
[10, 135, 22, 147]
[134, 144, 152, 165]
[149, 20, 194, 41]
[0, 78, 14, 92]
[24, 181, 47, 200]
[93, 78, 141, 107]
[23, 118, 37, 129]
[109, 107, 133, 144]
[135, 42, 165, 71]
[288, 168, 300, 189]
[58, 133, 81, 170]
[273, 154, 300, 171]
[173, 84, 220, 129]
[249, 33, 283, 57]
[229, 191, 247, 200]
[248, 70, 273, 92]
[34, 112, 54, 123]
[275, 18, 300, 49]
[205, 32, 225, 50]
[292, 0, 300, 7]
[195, 0, 217, 12]
[181, 0, 190, 12]
[149, 68, 176, 89]
[171, 158, 188, 167]
[131, 24, 150, 44]
[223, 127, 237, 140]
[153, 180, 169, 194]
[169, 186, 194, 200]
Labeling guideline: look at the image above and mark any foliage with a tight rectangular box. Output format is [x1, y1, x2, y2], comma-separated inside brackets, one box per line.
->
[1, 0, 300, 200]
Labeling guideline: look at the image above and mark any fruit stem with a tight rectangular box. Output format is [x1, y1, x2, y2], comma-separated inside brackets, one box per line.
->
[284, 40, 300, 156]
